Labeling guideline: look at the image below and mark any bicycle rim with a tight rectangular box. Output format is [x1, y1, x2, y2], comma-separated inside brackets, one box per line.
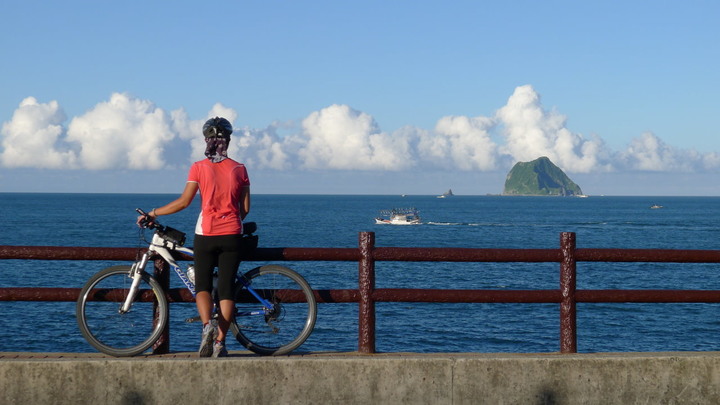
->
[230, 265, 316, 355]
[76, 265, 168, 357]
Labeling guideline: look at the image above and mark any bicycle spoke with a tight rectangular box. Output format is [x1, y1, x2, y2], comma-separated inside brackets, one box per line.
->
[231, 265, 316, 355]
[77, 266, 167, 357]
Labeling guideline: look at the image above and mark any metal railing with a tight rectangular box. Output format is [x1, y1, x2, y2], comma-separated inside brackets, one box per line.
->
[3, 231, 720, 354]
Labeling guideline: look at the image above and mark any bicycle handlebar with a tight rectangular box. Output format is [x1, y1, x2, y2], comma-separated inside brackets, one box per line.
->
[135, 208, 162, 230]
[136, 208, 257, 236]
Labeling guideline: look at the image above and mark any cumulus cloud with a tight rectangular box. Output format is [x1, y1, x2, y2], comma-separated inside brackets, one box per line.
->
[0, 97, 76, 168]
[297, 104, 414, 170]
[496, 85, 611, 173]
[230, 123, 295, 170]
[620, 132, 720, 172]
[65, 93, 175, 170]
[418, 115, 497, 170]
[2, 86, 719, 176]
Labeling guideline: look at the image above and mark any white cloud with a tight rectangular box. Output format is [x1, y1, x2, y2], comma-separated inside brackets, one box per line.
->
[232, 124, 293, 170]
[622, 132, 675, 171]
[620, 132, 720, 172]
[0, 97, 76, 168]
[297, 104, 413, 170]
[2, 86, 719, 179]
[495, 85, 612, 173]
[701, 152, 720, 169]
[428, 115, 497, 170]
[65, 93, 175, 170]
[171, 108, 198, 143]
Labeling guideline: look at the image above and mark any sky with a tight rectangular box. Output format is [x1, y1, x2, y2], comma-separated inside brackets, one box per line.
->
[1, 1, 719, 196]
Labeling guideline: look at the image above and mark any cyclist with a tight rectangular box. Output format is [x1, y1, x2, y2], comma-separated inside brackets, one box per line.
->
[137, 116, 251, 357]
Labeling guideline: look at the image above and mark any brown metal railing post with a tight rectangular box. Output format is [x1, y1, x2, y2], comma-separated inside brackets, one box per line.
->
[152, 258, 170, 354]
[560, 232, 577, 353]
[358, 232, 376, 353]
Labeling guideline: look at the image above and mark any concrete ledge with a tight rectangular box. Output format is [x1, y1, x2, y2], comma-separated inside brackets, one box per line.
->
[2, 351, 720, 404]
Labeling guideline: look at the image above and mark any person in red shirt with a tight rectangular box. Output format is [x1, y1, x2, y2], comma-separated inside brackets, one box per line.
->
[138, 117, 250, 357]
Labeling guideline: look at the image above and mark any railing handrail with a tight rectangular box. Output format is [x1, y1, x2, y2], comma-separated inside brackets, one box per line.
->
[3, 231, 720, 354]
[5, 245, 720, 263]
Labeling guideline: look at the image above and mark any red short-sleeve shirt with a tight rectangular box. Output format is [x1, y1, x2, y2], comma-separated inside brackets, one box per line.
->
[187, 158, 250, 236]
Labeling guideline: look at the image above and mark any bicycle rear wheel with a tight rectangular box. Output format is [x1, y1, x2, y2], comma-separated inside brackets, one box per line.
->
[76, 265, 168, 357]
[230, 265, 316, 355]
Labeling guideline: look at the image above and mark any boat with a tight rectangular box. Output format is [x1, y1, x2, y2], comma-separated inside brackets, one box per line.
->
[374, 208, 421, 225]
[437, 189, 454, 198]
[650, 204, 663, 209]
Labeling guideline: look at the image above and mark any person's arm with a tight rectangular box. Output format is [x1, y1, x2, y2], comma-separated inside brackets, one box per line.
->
[151, 182, 199, 218]
[239, 186, 250, 220]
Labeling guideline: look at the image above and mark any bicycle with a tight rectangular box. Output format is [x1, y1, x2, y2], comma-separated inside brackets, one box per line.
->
[76, 209, 317, 357]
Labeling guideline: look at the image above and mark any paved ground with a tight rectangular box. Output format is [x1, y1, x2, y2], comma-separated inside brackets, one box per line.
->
[5, 351, 720, 403]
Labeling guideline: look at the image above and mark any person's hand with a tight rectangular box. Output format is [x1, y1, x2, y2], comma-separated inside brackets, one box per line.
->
[136, 213, 154, 228]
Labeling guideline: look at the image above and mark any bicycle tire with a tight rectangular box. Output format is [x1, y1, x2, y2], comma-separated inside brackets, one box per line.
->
[76, 265, 168, 357]
[230, 265, 316, 355]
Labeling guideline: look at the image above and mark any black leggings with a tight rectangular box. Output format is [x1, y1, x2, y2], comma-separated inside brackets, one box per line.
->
[193, 234, 243, 301]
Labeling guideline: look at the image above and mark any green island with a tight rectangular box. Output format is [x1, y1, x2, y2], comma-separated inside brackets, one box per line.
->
[503, 156, 584, 196]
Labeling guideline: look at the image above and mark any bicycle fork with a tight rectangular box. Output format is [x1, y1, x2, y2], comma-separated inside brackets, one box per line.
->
[119, 254, 150, 314]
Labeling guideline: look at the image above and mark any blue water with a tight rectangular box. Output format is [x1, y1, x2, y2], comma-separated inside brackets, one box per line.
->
[2, 193, 720, 354]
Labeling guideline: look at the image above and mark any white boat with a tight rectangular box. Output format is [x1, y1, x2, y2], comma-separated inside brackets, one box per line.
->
[437, 189, 454, 198]
[650, 204, 663, 209]
[375, 208, 422, 225]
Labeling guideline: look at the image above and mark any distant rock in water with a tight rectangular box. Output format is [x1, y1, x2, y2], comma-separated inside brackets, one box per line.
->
[503, 157, 583, 196]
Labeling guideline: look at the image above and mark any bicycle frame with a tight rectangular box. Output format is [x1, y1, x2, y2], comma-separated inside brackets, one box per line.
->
[121, 229, 275, 314]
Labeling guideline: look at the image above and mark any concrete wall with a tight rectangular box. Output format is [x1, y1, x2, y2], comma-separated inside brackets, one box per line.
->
[2, 352, 720, 404]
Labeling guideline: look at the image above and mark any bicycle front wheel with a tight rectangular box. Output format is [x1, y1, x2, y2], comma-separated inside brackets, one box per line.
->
[76, 265, 168, 357]
[230, 265, 317, 355]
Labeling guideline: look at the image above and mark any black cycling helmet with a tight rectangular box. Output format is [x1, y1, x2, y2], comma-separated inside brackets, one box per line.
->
[202, 117, 233, 138]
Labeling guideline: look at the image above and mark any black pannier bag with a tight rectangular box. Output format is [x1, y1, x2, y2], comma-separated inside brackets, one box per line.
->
[159, 226, 186, 246]
[240, 222, 258, 256]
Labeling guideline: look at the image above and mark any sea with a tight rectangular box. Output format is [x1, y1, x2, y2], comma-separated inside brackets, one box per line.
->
[2, 193, 720, 354]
